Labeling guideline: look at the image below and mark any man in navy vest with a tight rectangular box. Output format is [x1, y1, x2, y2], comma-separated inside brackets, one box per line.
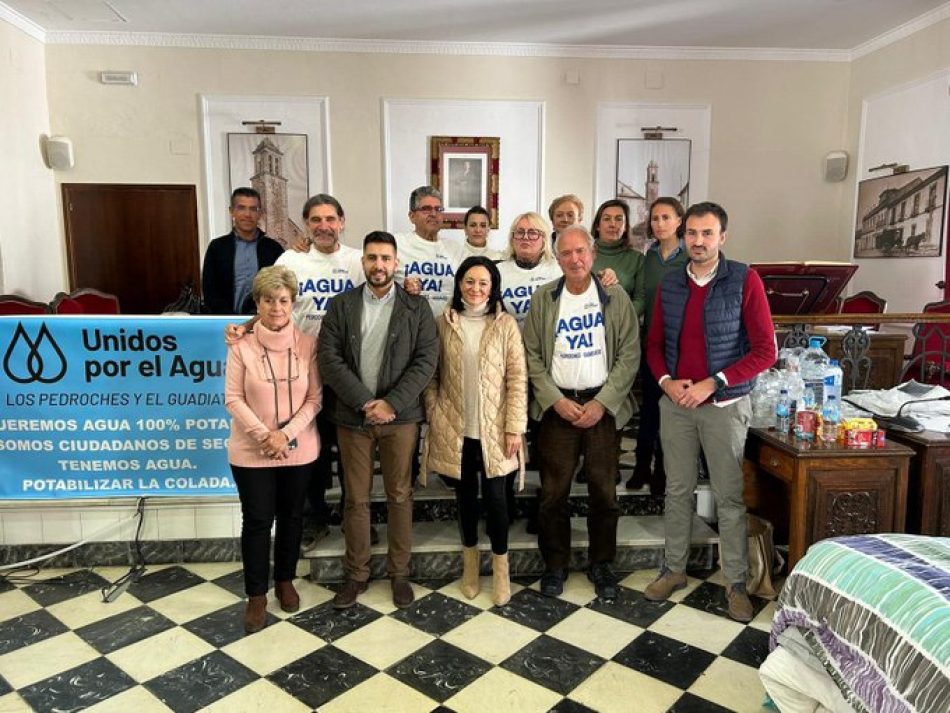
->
[643, 202, 776, 622]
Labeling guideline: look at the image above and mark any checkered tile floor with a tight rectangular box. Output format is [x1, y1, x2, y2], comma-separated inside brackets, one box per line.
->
[0, 563, 776, 712]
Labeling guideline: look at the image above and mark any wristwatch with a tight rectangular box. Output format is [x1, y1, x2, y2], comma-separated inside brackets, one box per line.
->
[711, 373, 726, 390]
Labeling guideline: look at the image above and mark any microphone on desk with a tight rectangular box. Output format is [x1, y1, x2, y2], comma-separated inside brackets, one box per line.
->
[878, 396, 950, 433]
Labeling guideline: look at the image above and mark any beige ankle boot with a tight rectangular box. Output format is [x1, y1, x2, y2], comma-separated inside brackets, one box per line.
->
[492, 553, 511, 606]
[460, 546, 481, 599]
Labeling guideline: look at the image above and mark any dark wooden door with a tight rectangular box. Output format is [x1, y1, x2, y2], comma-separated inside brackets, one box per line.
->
[62, 184, 200, 314]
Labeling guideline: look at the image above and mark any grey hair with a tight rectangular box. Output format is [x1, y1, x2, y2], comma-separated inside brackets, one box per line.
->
[554, 224, 596, 255]
[409, 186, 443, 211]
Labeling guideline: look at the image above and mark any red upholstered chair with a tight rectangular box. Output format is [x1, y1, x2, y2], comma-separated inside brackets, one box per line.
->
[51, 288, 120, 314]
[0, 294, 51, 315]
[50, 293, 83, 314]
[906, 299, 950, 387]
[841, 290, 887, 330]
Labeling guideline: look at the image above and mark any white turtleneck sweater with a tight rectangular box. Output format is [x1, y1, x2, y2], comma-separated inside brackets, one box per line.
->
[459, 301, 489, 439]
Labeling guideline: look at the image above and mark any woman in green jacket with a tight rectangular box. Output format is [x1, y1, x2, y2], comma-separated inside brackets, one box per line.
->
[591, 199, 646, 320]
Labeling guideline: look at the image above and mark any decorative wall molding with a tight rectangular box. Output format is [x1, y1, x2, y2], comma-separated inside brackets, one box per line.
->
[199, 95, 332, 246]
[0, 1, 45, 43]
[42, 30, 854, 62]
[851, 2, 950, 60]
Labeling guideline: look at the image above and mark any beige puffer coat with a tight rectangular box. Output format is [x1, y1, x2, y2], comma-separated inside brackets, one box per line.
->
[422, 304, 528, 485]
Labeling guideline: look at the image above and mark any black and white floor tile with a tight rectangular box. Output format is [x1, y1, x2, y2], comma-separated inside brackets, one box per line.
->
[0, 562, 776, 712]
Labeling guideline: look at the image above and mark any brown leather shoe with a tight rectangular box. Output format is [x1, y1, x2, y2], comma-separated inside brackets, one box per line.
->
[727, 584, 754, 622]
[274, 580, 300, 613]
[333, 579, 368, 609]
[244, 595, 267, 633]
[391, 577, 415, 608]
[643, 569, 687, 601]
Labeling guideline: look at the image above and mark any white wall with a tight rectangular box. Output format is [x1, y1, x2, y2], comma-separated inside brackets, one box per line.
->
[0, 21, 62, 298]
[842, 16, 950, 306]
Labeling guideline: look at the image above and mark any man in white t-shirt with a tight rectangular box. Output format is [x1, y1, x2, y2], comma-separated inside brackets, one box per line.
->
[394, 186, 465, 316]
[275, 196, 365, 337]
[523, 225, 639, 601]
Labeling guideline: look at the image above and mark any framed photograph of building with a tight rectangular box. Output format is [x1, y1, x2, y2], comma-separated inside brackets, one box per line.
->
[854, 165, 948, 258]
[227, 133, 309, 249]
[429, 136, 500, 229]
[616, 138, 691, 250]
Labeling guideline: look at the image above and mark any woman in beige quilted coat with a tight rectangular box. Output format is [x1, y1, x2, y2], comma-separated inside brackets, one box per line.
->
[423, 256, 528, 606]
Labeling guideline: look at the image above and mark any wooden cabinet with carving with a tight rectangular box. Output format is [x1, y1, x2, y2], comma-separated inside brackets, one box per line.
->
[744, 428, 912, 568]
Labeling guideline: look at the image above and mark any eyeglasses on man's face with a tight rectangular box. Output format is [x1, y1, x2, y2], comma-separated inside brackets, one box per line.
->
[513, 229, 544, 241]
[413, 205, 445, 214]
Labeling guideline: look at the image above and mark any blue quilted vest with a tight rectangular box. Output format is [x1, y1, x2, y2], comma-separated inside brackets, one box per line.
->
[660, 255, 754, 401]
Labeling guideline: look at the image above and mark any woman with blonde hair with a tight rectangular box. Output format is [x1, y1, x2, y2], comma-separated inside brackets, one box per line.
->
[424, 256, 528, 606]
[225, 265, 321, 633]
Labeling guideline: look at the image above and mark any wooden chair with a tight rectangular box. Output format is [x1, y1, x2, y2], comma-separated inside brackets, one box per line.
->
[51, 288, 120, 314]
[905, 299, 950, 386]
[841, 290, 887, 330]
[0, 294, 51, 315]
[824, 296, 844, 314]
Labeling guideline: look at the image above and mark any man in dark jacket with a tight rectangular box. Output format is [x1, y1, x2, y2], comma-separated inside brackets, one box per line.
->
[644, 202, 776, 622]
[319, 231, 438, 609]
[202, 187, 284, 314]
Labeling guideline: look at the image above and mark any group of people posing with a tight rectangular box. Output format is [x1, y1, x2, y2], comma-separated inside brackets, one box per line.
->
[206, 185, 776, 634]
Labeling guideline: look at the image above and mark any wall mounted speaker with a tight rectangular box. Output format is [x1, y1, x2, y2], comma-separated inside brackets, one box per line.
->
[45, 136, 74, 170]
[824, 150, 849, 182]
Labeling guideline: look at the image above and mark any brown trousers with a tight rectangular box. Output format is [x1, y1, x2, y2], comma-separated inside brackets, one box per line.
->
[537, 405, 620, 571]
[337, 423, 418, 582]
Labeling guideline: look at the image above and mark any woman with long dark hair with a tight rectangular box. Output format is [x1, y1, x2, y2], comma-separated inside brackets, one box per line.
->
[423, 256, 527, 606]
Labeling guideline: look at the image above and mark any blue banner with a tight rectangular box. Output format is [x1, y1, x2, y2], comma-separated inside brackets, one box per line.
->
[0, 316, 241, 499]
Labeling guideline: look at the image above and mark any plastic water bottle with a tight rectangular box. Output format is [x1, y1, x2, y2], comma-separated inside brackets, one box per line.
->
[824, 359, 843, 406]
[801, 337, 830, 406]
[785, 369, 804, 421]
[775, 389, 791, 433]
[802, 385, 816, 412]
[822, 394, 840, 442]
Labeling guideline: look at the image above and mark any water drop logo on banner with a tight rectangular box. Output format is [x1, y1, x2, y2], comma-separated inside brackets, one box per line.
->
[0, 316, 238, 499]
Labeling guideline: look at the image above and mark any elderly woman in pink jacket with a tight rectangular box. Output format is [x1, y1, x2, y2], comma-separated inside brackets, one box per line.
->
[225, 265, 321, 633]
[423, 256, 528, 606]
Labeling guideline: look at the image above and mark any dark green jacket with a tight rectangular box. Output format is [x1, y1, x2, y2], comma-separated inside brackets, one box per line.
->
[593, 240, 646, 320]
[318, 284, 438, 428]
[523, 275, 639, 427]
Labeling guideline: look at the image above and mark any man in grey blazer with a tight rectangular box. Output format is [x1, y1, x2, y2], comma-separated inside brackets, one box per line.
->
[319, 231, 438, 609]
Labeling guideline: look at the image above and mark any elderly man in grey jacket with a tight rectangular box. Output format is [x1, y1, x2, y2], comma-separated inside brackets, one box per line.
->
[319, 231, 438, 610]
[523, 225, 639, 601]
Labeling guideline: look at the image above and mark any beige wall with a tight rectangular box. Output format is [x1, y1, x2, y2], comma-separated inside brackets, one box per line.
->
[0, 22, 61, 298]
[0, 20, 941, 301]
[42, 45, 849, 265]
[842, 17, 950, 243]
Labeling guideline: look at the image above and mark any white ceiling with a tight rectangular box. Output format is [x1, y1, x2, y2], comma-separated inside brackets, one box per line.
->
[2, 0, 949, 55]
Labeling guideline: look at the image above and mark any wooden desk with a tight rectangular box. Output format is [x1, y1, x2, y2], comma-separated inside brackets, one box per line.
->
[882, 429, 950, 536]
[776, 330, 907, 392]
[744, 428, 912, 568]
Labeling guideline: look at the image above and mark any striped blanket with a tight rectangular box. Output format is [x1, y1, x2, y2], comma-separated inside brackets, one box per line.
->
[771, 534, 949, 713]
